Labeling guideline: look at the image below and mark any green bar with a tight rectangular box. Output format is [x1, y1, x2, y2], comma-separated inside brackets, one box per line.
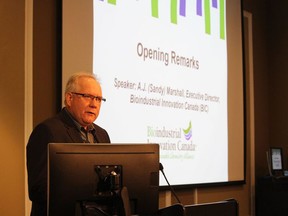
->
[151, 0, 159, 18]
[171, 0, 177, 24]
[108, 0, 116, 5]
[219, 0, 225, 39]
[204, 0, 211, 34]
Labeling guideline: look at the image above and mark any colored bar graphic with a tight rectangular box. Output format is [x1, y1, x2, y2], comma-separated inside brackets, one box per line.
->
[197, 0, 202, 16]
[151, 0, 159, 18]
[108, 0, 116, 5]
[220, 0, 225, 39]
[171, 0, 177, 24]
[212, 0, 218, 8]
[98, 0, 225, 40]
[204, 0, 211, 35]
[180, 0, 186, 17]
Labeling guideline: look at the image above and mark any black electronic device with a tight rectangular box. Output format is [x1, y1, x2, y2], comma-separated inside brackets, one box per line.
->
[47, 143, 159, 216]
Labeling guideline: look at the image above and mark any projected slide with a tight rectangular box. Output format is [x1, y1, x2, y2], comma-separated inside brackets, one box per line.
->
[93, 0, 228, 186]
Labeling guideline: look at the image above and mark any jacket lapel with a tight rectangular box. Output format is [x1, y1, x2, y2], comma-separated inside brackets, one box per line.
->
[58, 108, 85, 143]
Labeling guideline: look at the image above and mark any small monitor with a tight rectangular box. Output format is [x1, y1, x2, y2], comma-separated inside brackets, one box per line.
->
[270, 147, 284, 174]
[48, 143, 159, 216]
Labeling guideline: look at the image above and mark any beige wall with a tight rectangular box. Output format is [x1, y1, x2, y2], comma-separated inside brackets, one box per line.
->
[1, 0, 284, 215]
[0, 0, 25, 215]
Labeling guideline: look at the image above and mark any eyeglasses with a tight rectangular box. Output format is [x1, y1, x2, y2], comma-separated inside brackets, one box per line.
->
[71, 92, 106, 102]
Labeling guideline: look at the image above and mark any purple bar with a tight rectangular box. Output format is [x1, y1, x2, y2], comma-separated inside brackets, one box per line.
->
[196, 0, 202, 16]
[212, 0, 218, 8]
[180, 0, 186, 16]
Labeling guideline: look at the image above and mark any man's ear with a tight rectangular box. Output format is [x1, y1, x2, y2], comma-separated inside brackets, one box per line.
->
[65, 93, 73, 106]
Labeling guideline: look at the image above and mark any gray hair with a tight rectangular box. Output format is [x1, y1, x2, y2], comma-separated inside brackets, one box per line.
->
[65, 72, 99, 93]
[64, 72, 99, 105]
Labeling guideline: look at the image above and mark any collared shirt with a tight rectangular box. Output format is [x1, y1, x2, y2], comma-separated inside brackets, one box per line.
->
[64, 108, 97, 143]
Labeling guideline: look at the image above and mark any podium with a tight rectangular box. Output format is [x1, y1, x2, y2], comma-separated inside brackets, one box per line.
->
[158, 199, 238, 216]
[184, 199, 238, 216]
[256, 176, 288, 216]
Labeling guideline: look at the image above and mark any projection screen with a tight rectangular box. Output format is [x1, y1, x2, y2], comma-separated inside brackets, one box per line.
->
[62, 0, 244, 187]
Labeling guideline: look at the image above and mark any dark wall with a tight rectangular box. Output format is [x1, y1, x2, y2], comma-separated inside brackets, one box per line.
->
[33, 0, 62, 126]
[251, 0, 270, 178]
[252, 0, 288, 177]
[268, 1, 288, 170]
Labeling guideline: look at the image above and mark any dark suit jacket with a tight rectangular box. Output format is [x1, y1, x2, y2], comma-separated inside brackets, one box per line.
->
[26, 108, 110, 216]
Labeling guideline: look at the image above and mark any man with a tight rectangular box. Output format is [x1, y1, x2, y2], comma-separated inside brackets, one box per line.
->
[26, 72, 110, 215]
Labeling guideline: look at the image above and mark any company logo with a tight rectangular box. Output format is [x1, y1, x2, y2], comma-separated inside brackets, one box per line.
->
[146, 123, 196, 157]
[183, 121, 192, 140]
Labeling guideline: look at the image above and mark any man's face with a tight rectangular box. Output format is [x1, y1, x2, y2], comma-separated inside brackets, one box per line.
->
[65, 77, 103, 128]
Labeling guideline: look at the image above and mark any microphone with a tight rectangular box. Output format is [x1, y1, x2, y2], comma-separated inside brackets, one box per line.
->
[159, 162, 164, 171]
[159, 163, 181, 204]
